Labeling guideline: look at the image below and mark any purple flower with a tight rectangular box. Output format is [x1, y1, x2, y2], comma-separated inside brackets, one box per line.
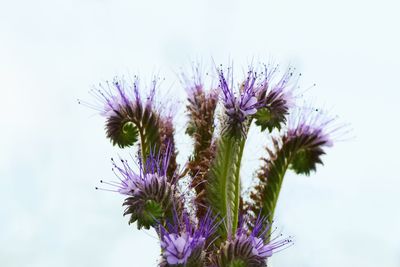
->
[218, 64, 296, 135]
[97, 158, 140, 196]
[97, 141, 172, 194]
[161, 233, 197, 265]
[87, 78, 138, 117]
[219, 68, 259, 124]
[160, 210, 218, 266]
[253, 65, 297, 132]
[255, 65, 295, 107]
[180, 64, 219, 110]
[97, 145, 179, 229]
[216, 215, 292, 267]
[180, 64, 207, 102]
[287, 107, 343, 147]
[81, 77, 157, 148]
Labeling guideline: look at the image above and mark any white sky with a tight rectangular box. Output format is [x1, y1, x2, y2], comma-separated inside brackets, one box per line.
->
[1, 0, 399, 266]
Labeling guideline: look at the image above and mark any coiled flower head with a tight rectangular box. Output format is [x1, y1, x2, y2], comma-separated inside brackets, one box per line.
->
[215, 215, 292, 267]
[84, 77, 156, 148]
[285, 107, 347, 175]
[218, 64, 296, 136]
[98, 145, 179, 229]
[254, 65, 296, 132]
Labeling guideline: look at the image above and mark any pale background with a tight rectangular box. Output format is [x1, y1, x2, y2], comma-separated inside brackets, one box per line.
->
[1, 0, 399, 266]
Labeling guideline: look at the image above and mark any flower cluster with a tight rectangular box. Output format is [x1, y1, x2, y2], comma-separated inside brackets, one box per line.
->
[285, 107, 346, 175]
[219, 69, 259, 123]
[84, 61, 345, 266]
[98, 145, 179, 229]
[217, 65, 295, 136]
[215, 216, 292, 267]
[160, 211, 218, 266]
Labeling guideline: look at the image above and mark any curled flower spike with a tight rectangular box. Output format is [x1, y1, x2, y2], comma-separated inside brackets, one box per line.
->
[254, 65, 297, 132]
[287, 107, 340, 147]
[181, 64, 219, 218]
[97, 145, 179, 229]
[123, 146, 181, 229]
[81, 76, 164, 158]
[123, 172, 175, 229]
[85, 78, 142, 148]
[247, 107, 348, 223]
[160, 210, 218, 267]
[215, 215, 292, 267]
[286, 107, 347, 175]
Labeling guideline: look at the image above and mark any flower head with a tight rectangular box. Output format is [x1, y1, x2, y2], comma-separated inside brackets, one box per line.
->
[285, 107, 347, 174]
[100, 158, 140, 196]
[218, 64, 296, 135]
[97, 145, 179, 229]
[288, 107, 338, 146]
[253, 64, 297, 132]
[219, 68, 259, 126]
[160, 210, 218, 266]
[161, 233, 195, 265]
[83, 77, 157, 148]
[216, 215, 292, 267]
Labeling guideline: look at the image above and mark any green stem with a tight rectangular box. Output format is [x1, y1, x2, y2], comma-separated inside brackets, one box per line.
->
[268, 162, 290, 225]
[232, 138, 246, 235]
[220, 135, 235, 226]
[264, 151, 295, 237]
[138, 127, 148, 169]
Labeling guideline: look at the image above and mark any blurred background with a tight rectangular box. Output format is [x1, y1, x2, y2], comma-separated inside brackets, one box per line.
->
[1, 0, 399, 266]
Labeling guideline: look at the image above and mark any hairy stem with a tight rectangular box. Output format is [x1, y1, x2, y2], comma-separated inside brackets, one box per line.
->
[138, 127, 148, 169]
[232, 137, 246, 235]
[220, 136, 235, 223]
